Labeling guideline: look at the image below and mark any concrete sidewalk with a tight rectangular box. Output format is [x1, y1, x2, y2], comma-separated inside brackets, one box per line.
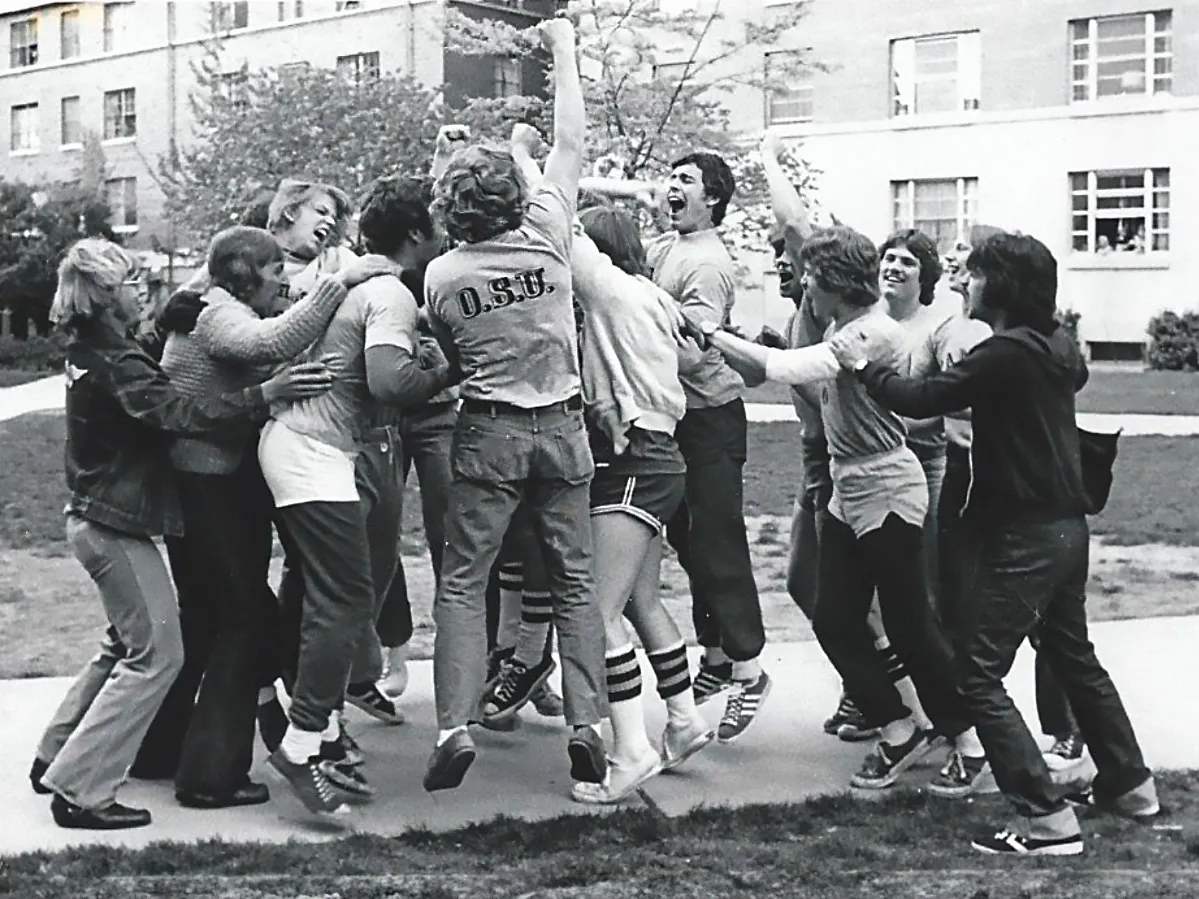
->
[2, 616, 1195, 856]
[4, 375, 1199, 435]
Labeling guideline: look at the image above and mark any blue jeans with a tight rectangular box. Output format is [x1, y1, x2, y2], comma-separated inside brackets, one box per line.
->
[960, 516, 1150, 818]
[786, 435, 832, 621]
[433, 402, 602, 729]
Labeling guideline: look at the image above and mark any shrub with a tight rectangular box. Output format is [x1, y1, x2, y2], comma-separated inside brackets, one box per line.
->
[1056, 308, 1081, 352]
[1146, 311, 1199, 371]
[0, 333, 69, 372]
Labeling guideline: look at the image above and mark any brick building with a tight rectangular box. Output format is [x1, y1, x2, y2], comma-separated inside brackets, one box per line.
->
[0, 0, 557, 252]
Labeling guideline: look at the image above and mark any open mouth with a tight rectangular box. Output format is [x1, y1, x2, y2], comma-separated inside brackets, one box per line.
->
[666, 196, 686, 215]
[313, 224, 332, 243]
[881, 272, 906, 287]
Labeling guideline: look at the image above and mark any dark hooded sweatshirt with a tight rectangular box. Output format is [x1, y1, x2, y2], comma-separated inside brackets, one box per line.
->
[858, 324, 1091, 527]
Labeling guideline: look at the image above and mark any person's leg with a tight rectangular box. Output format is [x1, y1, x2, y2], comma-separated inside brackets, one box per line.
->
[1032, 628, 1086, 774]
[1034, 518, 1155, 813]
[917, 450, 946, 620]
[42, 519, 184, 819]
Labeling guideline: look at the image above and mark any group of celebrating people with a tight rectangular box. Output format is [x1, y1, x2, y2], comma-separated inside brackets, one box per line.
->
[27, 14, 1159, 857]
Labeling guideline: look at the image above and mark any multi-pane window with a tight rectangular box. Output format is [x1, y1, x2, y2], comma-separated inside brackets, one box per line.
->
[103, 3, 132, 53]
[1071, 11, 1171, 102]
[892, 32, 981, 116]
[337, 52, 380, 85]
[103, 88, 136, 140]
[10, 17, 38, 68]
[892, 178, 979, 255]
[212, 1, 249, 32]
[492, 57, 521, 98]
[1070, 168, 1169, 253]
[61, 96, 81, 146]
[60, 10, 80, 59]
[10, 103, 39, 152]
[278, 1, 305, 20]
[764, 51, 812, 124]
[216, 71, 250, 108]
[106, 177, 138, 231]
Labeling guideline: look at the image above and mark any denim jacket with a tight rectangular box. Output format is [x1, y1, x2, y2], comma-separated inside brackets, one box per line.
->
[64, 320, 269, 537]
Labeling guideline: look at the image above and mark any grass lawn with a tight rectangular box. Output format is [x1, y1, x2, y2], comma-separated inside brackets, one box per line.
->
[0, 370, 48, 388]
[746, 367, 1199, 416]
[2, 771, 1198, 897]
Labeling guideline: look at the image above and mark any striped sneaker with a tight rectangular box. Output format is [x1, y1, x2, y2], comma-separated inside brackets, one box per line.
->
[850, 728, 944, 789]
[971, 828, 1083, 856]
[717, 672, 772, 743]
[692, 661, 734, 706]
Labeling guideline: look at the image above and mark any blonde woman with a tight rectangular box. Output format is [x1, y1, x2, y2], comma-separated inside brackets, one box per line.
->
[28, 238, 332, 830]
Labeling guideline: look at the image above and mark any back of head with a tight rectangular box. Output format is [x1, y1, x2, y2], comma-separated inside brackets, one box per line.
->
[239, 181, 281, 229]
[968, 223, 1006, 248]
[671, 151, 736, 226]
[798, 226, 880, 308]
[966, 232, 1058, 334]
[207, 225, 283, 303]
[880, 228, 942, 305]
[50, 238, 135, 328]
[358, 175, 435, 258]
[433, 145, 526, 245]
[580, 205, 646, 277]
[267, 177, 353, 242]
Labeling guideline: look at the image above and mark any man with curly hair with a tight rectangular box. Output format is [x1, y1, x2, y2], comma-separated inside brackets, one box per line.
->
[420, 15, 607, 795]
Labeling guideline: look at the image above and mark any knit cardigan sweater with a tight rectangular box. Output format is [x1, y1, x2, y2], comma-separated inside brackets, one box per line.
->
[161, 277, 347, 473]
[571, 226, 687, 455]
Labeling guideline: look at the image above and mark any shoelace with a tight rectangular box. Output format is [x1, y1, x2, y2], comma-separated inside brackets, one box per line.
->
[1049, 735, 1082, 758]
[309, 761, 338, 803]
[835, 695, 859, 719]
[721, 688, 746, 727]
[492, 662, 529, 705]
[940, 750, 966, 779]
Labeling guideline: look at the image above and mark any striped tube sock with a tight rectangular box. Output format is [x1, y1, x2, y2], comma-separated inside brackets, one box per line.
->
[876, 639, 909, 683]
[648, 642, 700, 727]
[606, 644, 642, 704]
[607, 644, 654, 764]
[495, 561, 523, 650]
[513, 588, 553, 668]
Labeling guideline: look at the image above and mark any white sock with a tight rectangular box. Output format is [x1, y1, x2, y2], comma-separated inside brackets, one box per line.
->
[320, 716, 340, 742]
[437, 725, 467, 747]
[731, 658, 761, 683]
[704, 647, 730, 667]
[665, 691, 701, 729]
[893, 675, 933, 730]
[880, 715, 917, 746]
[955, 727, 985, 758]
[608, 699, 653, 766]
[257, 686, 277, 706]
[279, 724, 321, 763]
[574, 722, 602, 736]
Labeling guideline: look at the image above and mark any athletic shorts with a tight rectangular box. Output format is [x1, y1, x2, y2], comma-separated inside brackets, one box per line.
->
[589, 470, 685, 534]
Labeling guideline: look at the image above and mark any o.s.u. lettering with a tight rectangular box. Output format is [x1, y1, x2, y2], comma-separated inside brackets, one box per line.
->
[455, 267, 552, 319]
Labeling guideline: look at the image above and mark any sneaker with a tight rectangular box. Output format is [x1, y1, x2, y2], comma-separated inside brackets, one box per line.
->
[50, 796, 152, 831]
[971, 828, 1083, 856]
[1067, 776, 1160, 820]
[692, 660, 734, 706]
[836, 700, 882, 742]
[258, 698, 289, 754]
[29, 758, 51, 795]
[660, 719, 715, 772]
[486, 645, 516, 684]
[850, 728, 944, 789]
[423, 729, 476, 792]
[267, 748, 348, 815]
[346, 682, 405, 725]
[530, 682, 565, 718]
[319, 759, 376, 798]
[567, 726, 608, 784]
[718, 672, 772, 743]
[822, 692, 858, 736]
[377, 646, 409, 699]
[321, 722, 365, 768]
[482, 656, 556, 726]
[571, 751, 662, 805]
[927, 751, 990, 799]
[1043, 733, 1086, 771]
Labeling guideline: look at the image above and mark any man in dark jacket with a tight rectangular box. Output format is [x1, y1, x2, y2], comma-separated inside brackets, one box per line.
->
[830, 232, 1158, 857]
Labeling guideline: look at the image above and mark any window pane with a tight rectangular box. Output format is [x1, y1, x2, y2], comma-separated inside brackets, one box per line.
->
[1072, 194, 1088, 212]
[1070, 20, 1089, 41]
[1072, 215, 1089, 232]
[1153, 169, 1169, 188]
[914, 80, 957, 113]
[1153, 212, 1169, 230]
[1153, 234, 1169, 251]
[1096, 172, 1143, 190]
[1096, 15, 1145, 40]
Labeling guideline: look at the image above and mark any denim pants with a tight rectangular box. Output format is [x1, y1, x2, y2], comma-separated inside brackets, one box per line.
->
[786, 436, 832, 621]
[665, 399, 765, 661]
[813, 512, 970, 738]
[915, 448, 946, 619]
[433, 403, 602, 730]
[958, 516, 1150, 818]
[135, 452, 278, 796]
[38, 516, 185, 809]
[377, 402, 456, 649]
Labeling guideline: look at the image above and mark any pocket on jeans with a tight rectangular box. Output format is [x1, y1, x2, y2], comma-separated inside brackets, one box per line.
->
[548, 416, 595, 485]
[452, 422, 528, 483]
[66, 516, 115, 582]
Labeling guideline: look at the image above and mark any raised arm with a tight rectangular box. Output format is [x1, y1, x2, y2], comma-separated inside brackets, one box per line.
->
[538, 15, 584, 198]
[684, 315, 838, 387]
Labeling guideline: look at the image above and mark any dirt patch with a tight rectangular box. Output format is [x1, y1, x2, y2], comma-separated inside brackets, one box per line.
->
[3, 518, 1197, 678]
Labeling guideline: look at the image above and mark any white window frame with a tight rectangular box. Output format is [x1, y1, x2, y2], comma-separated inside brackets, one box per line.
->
[764, 50, 812, 125]
[1070, 10, 1172, 103]
[1069, 167, 1169, 255]
[10, 103, 40, 154]
[10, 17, 38, 68]
[212, 2, 249, 33]
[491, 57, 521, 98]
[892, 31, 980, 117]
[103, 88, 137, 141]
[336, 51, 380, 85]
[60, 10, 80, 60]
[106, 177, 138, 233]
[891, 177, 979, 254]
[60, 96, 81, 148]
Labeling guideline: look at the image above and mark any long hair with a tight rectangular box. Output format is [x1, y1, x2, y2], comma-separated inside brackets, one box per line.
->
[432, 145, 526, 244]
[357, 175, 435, 257]
[880, 228, 942, 306]
[670, 151, 736, 226]
[966, 232, 1058, 334]
[580, 205, 646, 277]
[798, 226, 880, 308]
[49, 238, 136, 328]
[267, 178, 352, 245]
[207, 226, 283, 304]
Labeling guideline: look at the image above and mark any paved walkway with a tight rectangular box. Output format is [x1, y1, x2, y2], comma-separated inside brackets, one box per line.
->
[4, 375, 1199, 435]
[2, 616, 1196, 855]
